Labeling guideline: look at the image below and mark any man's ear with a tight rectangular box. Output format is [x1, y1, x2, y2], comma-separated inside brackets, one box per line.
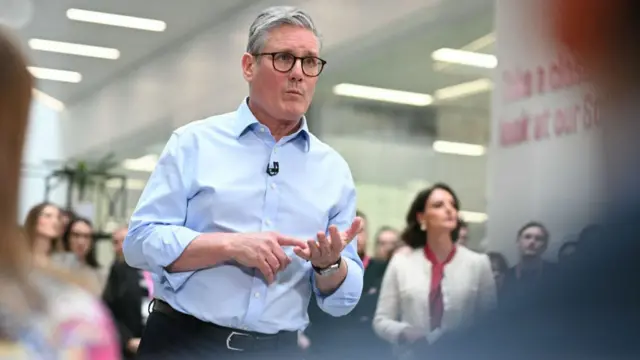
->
[241, 53, 255, 82]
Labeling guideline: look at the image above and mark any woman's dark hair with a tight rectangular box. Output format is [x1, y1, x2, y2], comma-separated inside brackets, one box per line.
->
[516, 221, 549, 243]
[62, 217, 99, 269]
[401, 183, 461, 249]
[487, 252, 509, 274]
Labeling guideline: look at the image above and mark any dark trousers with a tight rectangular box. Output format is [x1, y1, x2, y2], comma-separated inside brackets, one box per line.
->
[137, 310, 302, 360]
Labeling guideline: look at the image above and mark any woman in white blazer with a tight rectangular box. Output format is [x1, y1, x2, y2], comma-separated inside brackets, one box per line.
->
[373, 183, 497, 350]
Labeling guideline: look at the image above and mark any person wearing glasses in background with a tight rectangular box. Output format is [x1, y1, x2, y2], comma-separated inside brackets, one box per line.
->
[123, 6, 364, 359]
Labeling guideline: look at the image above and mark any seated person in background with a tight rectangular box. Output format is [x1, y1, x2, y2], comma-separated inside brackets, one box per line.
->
[373, 184, 496, 358]
[104, 226, 154, 359]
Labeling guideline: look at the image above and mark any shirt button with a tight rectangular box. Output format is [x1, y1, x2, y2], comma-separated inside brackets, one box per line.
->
[265, 220, 271, 226]
[254, 292, 260, 298]
[259, 127, 265, 132]
[270, 183, 276, 190]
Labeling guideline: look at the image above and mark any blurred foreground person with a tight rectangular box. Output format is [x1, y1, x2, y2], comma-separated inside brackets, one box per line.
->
[0, 27, 118, 359]
[423, 1, 640, 358]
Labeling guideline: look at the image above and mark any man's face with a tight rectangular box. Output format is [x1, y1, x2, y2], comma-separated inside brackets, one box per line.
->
[375, 230, 399, 260]
[242, 25, 320, 122]
[518, 226, 547, 258]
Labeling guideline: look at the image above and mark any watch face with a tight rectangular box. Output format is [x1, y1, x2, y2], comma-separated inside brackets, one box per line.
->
[316, 263, 339, 276]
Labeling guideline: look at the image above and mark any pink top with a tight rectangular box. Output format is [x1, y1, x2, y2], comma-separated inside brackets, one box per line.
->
[0, 271, 120, 359]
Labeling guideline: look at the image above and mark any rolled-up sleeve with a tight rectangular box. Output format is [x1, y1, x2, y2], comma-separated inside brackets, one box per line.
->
[311, 166, 364, 317]
[123, 131, 200, 291]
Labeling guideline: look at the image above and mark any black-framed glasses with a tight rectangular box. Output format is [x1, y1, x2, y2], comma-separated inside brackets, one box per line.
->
[254, 52, 327, 77]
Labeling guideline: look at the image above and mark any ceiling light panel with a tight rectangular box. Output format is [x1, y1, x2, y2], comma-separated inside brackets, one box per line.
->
[431, 48, 497, 69]
[459, 210, 488, 223]
[28, 67, 82, 83]
[433, 140, 486, 156]
[333, 83, 433, 107]
[29, 39, 120, 59]
[435, 79, 493, 101]
[67, 8, 167, 32]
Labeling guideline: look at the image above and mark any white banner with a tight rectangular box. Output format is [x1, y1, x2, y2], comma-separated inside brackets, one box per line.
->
[486, 0, 603, 263]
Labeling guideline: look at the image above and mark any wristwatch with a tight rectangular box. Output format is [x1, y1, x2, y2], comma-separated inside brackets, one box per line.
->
[312, 258, 342, 276]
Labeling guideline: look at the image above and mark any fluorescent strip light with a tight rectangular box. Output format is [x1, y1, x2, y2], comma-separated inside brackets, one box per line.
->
[432, 48, 497, 69]
[121, 154, 158, 172]
[435, 79, 493, 100]
[333, 83, 433, 107]
[67, 8, 167, 32]
[32, 89, 65, 111]
[29, 39, 120, 59]
[28, 67, 82, 83]
[459, 210, 488, 223]
[433, 140, 485, 156]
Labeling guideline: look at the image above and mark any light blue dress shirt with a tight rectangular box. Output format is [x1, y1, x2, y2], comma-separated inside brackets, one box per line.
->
[123, 98, 364, 334]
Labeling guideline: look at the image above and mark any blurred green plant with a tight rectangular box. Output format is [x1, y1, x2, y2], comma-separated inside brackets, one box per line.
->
[60, 153, 119, 201]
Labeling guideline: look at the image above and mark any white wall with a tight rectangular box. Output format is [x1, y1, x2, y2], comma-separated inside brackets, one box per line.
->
[19, 100, 65, 222]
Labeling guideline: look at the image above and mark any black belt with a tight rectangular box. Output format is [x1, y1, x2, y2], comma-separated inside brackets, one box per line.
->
[151, 299, 298, 352]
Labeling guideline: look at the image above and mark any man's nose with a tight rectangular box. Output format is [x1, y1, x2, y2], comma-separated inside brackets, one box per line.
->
[289, 59, 304, 81]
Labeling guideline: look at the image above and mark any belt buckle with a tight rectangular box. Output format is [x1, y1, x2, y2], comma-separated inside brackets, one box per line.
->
[226, 331, 250, 351]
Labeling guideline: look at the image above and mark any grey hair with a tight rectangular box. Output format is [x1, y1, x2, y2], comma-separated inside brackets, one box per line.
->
[246, 6, 321, 54]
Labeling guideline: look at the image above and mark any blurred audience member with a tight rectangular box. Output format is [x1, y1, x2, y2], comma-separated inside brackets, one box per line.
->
[355, 209, 369, 265]
[373, 184, 496, 358]
[504, 221, 555, 291]
[0, 26, 118, 358]
[557, 241, 578, 263]
[59, 217, 105, 295]
[23, 202, 62, 267]
[457, 219, 469, 246]
[487, 252, 509, 299]
[58, 208, 75, 238]
[373, 226, 399, 261]
[576, 223, 602, 251]
[112, 224, 127, 262]
[104, 226, 153, 359]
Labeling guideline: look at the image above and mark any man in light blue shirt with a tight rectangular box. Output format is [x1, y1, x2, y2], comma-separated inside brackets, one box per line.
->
[123, 6, 364, 359]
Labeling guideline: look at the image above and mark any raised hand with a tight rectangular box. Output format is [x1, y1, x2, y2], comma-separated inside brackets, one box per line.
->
[229, 232, 307, 283]
[293, 217, 363, 268]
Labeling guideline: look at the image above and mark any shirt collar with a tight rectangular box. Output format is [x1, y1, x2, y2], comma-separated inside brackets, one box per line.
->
[234, 97, 311, 152]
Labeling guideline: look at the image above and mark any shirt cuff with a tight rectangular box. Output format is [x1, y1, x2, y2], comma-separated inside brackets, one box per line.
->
[312, 257, 364, 317]
[141, 225, 201, 291]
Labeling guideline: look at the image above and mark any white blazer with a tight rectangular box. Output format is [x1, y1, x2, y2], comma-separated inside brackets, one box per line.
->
[373, 245, 497, 344]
